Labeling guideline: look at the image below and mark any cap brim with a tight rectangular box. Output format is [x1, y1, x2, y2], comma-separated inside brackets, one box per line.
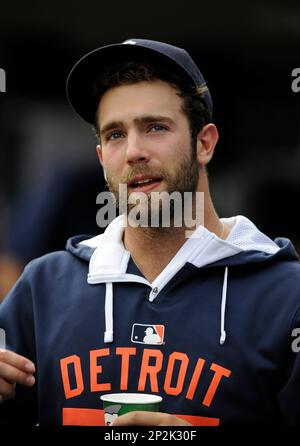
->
[66, 43, 200, 124]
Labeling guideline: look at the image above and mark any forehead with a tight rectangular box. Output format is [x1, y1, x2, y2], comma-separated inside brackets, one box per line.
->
[97, 80, 184, 125]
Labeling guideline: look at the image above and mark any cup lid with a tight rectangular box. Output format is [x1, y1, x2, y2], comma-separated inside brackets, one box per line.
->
[100, 393, 162, 404]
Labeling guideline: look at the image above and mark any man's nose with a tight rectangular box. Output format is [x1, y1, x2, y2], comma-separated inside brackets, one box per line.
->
[125, 131, 149, 164]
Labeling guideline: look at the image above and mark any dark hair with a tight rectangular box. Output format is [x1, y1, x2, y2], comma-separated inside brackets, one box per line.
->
[93, 59, 211, 145]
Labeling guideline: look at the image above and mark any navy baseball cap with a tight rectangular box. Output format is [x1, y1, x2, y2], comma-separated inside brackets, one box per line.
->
[66, 38, 213, 124]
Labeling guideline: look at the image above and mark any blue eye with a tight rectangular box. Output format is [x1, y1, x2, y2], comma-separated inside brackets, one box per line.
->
[107, 131, 123, 141]
[149, 124, 167, 132]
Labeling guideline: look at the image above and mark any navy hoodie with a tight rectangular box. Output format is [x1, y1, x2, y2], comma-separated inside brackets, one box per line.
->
[1, 215, 300, 426]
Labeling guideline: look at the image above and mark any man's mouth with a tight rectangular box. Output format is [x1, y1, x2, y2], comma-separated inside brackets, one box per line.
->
[128, 176, 163, 192]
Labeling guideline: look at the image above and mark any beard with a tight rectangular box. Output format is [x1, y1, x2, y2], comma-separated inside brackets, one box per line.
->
[105, 141, 199, 228]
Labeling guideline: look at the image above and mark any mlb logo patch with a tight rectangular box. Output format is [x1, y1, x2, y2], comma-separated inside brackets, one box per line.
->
[131, 324, 165, 345]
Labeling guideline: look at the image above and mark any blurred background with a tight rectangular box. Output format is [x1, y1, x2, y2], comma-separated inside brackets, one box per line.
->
[0, 0, 300, 300]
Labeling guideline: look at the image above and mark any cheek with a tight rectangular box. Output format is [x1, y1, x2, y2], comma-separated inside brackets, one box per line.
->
[104, 159, 126, 182]
[102, 150, 123, 174]
[170, 135, 191, 159]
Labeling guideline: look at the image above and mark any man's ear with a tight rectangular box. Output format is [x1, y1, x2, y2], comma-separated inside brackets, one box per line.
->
[96, 144, 103, 166]
[196, 123, 219, 166]
[96, 145, 108, 181]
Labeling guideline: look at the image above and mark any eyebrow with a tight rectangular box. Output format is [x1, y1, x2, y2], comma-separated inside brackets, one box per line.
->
[99, 115, 175, 137]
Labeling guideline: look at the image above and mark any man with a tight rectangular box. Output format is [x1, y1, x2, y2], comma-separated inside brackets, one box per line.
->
[0, 38, 300, 426]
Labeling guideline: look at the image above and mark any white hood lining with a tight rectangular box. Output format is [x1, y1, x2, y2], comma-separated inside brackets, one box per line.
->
[79, 214, 280, 345]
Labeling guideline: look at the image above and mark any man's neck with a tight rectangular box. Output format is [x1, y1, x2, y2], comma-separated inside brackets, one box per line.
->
[123, 226, 188, 283]
[123, 210, 229, 283]
[122, 171, 230, 283]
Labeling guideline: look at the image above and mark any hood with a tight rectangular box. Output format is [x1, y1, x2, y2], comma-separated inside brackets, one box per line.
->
[67, 214, 298, 269]
[66, 215, 299, 345]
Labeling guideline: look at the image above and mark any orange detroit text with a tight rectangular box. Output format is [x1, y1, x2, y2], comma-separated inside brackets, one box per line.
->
[0, 68, 6, 93]
[60, 347, 231, 406]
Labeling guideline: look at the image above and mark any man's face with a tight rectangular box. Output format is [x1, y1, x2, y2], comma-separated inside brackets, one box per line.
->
[97, 80, 199, 222]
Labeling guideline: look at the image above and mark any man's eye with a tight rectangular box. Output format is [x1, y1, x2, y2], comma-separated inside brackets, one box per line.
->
[107, 131, 123, 141]
[149, 124, 167, 132]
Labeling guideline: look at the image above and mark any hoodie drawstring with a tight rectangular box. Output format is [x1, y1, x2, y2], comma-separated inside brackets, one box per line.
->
[104, 268, 229, 345]
[220, 266, 228, 345]
[104, 282, 114, 343]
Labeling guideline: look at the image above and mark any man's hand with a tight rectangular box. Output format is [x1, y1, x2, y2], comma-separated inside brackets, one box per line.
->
[112, 411, 192, 426]
[0, 349, 35, 402]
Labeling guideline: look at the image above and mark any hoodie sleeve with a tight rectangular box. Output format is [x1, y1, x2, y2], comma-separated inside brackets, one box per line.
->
[277, 304, 300, 425]
[0, 264, 38, 425]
